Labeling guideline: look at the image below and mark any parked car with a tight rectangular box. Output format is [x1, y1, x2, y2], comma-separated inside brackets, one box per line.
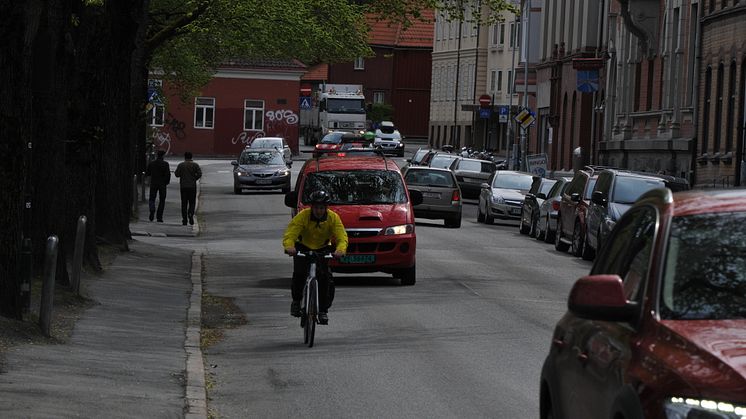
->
[555, 169, 597, 258]
[519, 176, 558, 237]
[535, 177, 572, 243]
[402, 166, 462, 228]
[428, 153, 460, 170]
[450, 158, 497, 199]
[405, 147, 432, 168]
[250, 136, 291, 165]
[285, 154, 423, 285]
[477, 170, 533, 224]
[584, 169, 690, 260]
[541, 188, 746, 419]
[373, 121, 404, 156]
[231, 148, 291, 194]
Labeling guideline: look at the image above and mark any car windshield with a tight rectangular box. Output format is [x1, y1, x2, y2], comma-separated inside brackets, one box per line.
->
[379, 125, 397, 134]
[326, 98, 365, 114]
[251, 139, 283, 149]
[584, 178, 598, 199]
[539, 180, 557, 195]
[458, 160, 495, 173]
[239, 151, 285, 165]
[660, 211, 746, 320]
[320, 133, 344, 144]
[492, 174, 533, 190]
[612, 177, 665, 204]
[405, 170, 455, 187]
[430, 155, 458, 169]
[302, 170, 408, 205]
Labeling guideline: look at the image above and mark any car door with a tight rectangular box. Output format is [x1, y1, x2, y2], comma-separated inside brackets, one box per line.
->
[560, 173, 586, 237]
[569, 206, 658, 418]
[587, 172, 612, 250]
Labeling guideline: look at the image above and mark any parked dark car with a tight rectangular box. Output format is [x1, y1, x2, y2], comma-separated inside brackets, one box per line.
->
[231, 148, 291, 194]
[555, 170, 597, 257]
[450, 158, 496, 199]
[541, 188, 746, 419]
[536, 177, 572, 243]
[519, 176, 557, 237]
[584, 169, 690, 259]
[402, 166, 462, 228]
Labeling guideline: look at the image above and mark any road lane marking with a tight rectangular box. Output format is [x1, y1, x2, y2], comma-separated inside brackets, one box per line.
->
[458, 281, 481, 296]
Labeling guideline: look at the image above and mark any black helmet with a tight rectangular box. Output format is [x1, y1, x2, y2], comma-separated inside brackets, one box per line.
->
[308, 190, 331, 204]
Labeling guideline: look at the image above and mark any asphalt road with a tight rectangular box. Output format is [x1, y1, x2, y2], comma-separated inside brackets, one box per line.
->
[145, 147, 591, 418]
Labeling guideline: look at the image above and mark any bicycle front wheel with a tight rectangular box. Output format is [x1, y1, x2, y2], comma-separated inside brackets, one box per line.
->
[307, 279, 317, 348]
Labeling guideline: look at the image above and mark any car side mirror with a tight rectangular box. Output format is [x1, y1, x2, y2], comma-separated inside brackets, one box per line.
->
[409, 189, 423, 206]
[525, 193, 535, 199]
[568, 275, 639, 322]
[536, 192, 547, 200]
[481, 183, 490, 189]
[592, 190, 608, 206]
[406, 159, 412, 163]
[284, 191, 298, 208]
[287, 162, 293, 168]
[570, 192, 581, 202]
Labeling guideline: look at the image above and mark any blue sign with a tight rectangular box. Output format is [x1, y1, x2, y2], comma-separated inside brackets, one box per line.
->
[147, 87, 158, 102]
[577, 70, 600, 93]
[299, 96, 312, 110]
[498, 106, 509, 123]
[479, 108, 491, 119]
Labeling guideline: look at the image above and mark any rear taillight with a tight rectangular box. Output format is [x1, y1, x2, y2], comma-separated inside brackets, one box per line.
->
[552, 200, 560, 211]
[452, 190, 460, 203]
[336, 152, 346, 157]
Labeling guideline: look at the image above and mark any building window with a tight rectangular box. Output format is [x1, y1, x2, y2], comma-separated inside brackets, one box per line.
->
[703, 66, 712, 153]
[687, 3, 699, 106]
[490, 71, 496, 92]
[244, 99, 264, 131]
[149, 102, 165, 126]
[510, 22, 522, 48]
[492, 25, 499, 45]
[354, 57, 364, 70]
[507, 70, 513, 94]
[726, 61, 736, 153]
[194, 97, 215, 129]
[715, 63, 724, 152]
[499, 23, 505, 45]
[647, 59, 655, 111]
[497, 71, 503, 92]
[373, 91, 385, 104]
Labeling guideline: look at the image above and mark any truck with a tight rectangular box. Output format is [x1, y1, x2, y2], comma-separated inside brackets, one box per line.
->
[300, 84, 367, 146]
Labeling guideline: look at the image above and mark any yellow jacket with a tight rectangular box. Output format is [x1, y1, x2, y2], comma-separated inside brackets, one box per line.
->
[283, 209, 348, 253]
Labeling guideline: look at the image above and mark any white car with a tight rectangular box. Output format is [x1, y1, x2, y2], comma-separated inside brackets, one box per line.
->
[373, 121, 404, 157]
[249, 137, 292, 166]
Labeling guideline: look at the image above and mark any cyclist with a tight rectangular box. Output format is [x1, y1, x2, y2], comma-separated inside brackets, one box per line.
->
[283, 190, 348, 325]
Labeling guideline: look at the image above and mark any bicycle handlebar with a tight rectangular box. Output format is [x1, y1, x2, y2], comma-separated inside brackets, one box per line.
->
[296, 251, 335, 259]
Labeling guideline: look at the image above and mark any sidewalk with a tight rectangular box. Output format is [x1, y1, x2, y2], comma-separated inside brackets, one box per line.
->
[131, 171, 200, 238]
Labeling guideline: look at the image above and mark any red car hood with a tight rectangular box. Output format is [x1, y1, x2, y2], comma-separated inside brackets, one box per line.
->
[330, 204, 411, 229]
[659, 319, 746, 401]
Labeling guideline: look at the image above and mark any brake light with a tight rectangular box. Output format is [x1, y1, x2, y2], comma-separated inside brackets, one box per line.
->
[452, 190, 460, 202]
[552, 200, 560, 211]
[336, 153, 346, 157]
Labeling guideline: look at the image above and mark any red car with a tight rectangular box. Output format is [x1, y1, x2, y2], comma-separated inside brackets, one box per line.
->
[541, 188, 746, 419]
[555, 169, 597, 259]
[285, 153, 422, 285]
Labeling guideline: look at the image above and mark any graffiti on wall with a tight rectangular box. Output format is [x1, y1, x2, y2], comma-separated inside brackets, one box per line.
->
[264, 109, 298, 139]
[163, 113, 187, 139]
[151, 129, 172, 154]
[231, 130, 265, 145]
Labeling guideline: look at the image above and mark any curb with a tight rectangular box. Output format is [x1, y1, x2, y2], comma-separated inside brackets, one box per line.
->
[192, 181, 201, 236]
[184, 251, 207, 419]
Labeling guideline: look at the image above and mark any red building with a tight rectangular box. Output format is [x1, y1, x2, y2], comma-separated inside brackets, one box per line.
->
[328, 13, 434, 138]
[149, 59, 306, 157]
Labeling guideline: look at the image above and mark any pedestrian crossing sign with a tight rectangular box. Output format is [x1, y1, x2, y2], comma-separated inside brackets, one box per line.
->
[299, 96, 312, 110]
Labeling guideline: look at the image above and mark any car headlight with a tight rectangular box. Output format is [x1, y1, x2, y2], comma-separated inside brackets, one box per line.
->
[236, 172, 245, 176]
[491, 195, 504, 204]
[664, 397, 746, 419]
[384, 224, 414, 235]
[275, 170, 290, 177]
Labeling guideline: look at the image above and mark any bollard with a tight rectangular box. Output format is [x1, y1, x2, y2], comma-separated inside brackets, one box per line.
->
[39, 235, 59, 337]
[70, 215, 87, 296]
[141, 171, 146, 202]
[19, 238, 33, 319]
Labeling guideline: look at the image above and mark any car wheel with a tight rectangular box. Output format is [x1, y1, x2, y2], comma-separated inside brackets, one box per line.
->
[477, 202, 485, 223]
[529, 215, 539, 238]
[519, 211, 530, 234]
[234, 185, 241, 195]
[581, 229, 596, 261]
[282, 185, 290, 194]
[445, 215, 461, 228]
[555, 218, 569, 251]
[397, 265, 416, 286]
[535, 216, 545, 240]
[571, 220, 584, 257]
[544, 215, 555, 243]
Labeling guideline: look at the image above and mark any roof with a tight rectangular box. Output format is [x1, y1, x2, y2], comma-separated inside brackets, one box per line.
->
[672, 190, 746, 217]
[306, 156, 399, 173]
[302, 64, 328, 81]
[220, 58, 307, 72]
[366, 11, 435, 48]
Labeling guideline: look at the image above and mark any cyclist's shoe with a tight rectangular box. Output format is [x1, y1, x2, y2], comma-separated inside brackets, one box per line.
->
[290, 301, 301, 317]
[318, 312, 329, 325]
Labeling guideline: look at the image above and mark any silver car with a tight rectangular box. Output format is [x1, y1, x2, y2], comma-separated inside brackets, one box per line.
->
[535, 177, 572, 242]
[402, 167, 462, 228]
[477, 171, 533, 224]
[231, 148, 291, 194]
[250, 137, 292, 166]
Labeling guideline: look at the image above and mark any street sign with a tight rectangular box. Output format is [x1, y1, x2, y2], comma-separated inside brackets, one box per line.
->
[479, 108, 491, 119]
[299, 96, 312, 110]
[577, 70, 600, 93]
[499, 106, 509, 123]
[300, 83, 313, 96]
[514, 108, 536, 129]
[479, 94, 492, 108]
[526, 154, 548, 177]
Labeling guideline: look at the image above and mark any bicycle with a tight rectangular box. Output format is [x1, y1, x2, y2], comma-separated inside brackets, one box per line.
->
[297, 250, 333, 348]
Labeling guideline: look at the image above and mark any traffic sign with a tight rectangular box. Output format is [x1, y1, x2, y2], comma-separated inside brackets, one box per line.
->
[498, 106, 509, 123]
[479, 108, 491, 119]
[299, 96, 312, 110]
[514, 108, 535, 129]
[479, 94, 492, 108]
[577, 70, 600, 93]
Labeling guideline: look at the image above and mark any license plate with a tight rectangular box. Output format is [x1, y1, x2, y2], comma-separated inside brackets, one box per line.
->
[510, 207, 521, 215]
[255, 179, 272, 185]
[423, 192, 441, 199]
[339, 254, 376, 264]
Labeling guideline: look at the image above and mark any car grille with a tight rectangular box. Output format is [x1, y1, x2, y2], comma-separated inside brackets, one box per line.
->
[346, 229, 381, 238]
[505, 200, 522, 207]
[254, 173, 273, 178]
[347, 242, 396, 253]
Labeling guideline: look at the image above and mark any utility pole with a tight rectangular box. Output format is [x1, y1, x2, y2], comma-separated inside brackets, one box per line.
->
[520, 0, 531, 172]
[453, 17, 463, 147]
[507, 14, 517, 166]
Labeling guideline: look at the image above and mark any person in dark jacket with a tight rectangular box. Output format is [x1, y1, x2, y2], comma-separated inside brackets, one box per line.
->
[145, 149, 171, 222]
[174, 151, 202, 226]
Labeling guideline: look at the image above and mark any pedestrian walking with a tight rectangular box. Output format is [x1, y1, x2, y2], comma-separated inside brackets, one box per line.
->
[145, 149, 171, 222]
[174, 151, 202, 226]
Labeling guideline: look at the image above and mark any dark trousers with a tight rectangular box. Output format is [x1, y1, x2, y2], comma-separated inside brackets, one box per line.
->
[149, 184, 167, 221]
[291, 247, 333, 312]
[180, 187, 197, 222]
